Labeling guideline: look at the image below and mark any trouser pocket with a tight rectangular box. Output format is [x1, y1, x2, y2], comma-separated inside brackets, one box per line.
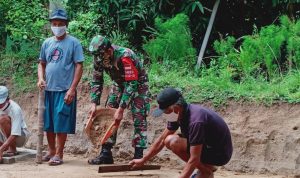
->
[59, 102, 71, 118]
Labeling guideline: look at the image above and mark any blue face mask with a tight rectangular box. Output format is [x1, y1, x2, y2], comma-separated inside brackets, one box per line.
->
[51, 26, 66, 37]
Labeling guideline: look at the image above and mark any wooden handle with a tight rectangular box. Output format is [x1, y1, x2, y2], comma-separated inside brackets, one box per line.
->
[84, 115, 94, 137]
[36, 90, 45, 164]
[100, 121, 119, 145]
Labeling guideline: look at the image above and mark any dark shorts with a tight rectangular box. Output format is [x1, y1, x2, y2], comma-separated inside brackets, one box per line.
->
[200, 144, 232, 166]
[179, 134, 233, 166]
[44, 90, 76, 134]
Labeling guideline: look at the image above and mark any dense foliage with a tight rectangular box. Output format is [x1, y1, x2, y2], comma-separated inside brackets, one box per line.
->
[213, 16, 300, 80]
[0, 0, 299, 104]
[143, 14, 196, 71]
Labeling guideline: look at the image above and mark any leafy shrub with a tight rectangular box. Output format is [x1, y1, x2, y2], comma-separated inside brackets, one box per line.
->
[213, 15, 299, 80]
[143, 13, 196, 71]
[5, 0, 48, 42]
[68, 11, 101, 48]
[0, 37, 39, 92]
[285, 16, 300, 69]
[213, 36, 241, 81]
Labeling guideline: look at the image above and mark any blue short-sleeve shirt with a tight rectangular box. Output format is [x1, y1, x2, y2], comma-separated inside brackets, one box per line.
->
[39, 35, 84, 91]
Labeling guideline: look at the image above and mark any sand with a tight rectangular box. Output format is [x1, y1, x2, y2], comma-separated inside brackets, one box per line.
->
[8, 84, 300, 178]
[0, 154, 291, 178]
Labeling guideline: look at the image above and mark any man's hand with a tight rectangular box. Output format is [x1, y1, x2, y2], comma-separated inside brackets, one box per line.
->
[129, 158, 145, 169]
[114, 107, 124, 124]
[64, 88, 76, 104]
[89, 103, 97, 117]
[37, 79, 46, 90]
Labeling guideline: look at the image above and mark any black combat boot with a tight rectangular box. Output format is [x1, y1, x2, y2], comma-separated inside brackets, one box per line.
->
[133, 147, 144, 159]
[88, 144, 114, 165]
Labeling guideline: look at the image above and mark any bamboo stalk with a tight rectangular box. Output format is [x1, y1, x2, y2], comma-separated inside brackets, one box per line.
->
[36, 89, 45, 164]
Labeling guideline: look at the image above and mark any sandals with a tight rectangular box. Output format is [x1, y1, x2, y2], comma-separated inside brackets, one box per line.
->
[190, 171, 200, 178]
[48, 155, 63, 166]
[42, 154, 53, 162]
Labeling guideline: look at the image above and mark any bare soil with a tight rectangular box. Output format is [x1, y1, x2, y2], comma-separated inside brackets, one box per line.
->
[5, 84, 300, 177]
[0, 154, 292, 178]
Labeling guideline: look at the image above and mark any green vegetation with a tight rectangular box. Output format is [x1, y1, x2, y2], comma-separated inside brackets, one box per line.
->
[143, 14, 196, 70]
[148, 15, 300, 105]
[149, 66, 300, 105]
[212, 16, 300, 80]
[0, 1, 299, 105]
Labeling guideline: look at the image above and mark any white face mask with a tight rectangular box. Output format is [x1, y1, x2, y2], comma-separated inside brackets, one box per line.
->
[51, 26, 66, 37]
[166, 108, 179, 122]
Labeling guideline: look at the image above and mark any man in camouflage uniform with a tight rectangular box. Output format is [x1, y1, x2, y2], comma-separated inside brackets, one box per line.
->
[88, 35, 150, 165]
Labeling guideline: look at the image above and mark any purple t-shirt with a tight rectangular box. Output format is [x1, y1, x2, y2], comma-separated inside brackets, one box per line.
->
[167, 104, 232, 151]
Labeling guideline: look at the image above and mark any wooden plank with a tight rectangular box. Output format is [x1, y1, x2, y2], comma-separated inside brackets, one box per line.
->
[98, 164, 161, 173]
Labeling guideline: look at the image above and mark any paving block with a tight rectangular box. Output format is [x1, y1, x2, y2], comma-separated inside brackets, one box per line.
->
[2, 148, 37, 164]
[2, 157, 16, 164]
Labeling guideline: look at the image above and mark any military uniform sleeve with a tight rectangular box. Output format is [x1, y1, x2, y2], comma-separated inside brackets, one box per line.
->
[119, 57, 139, 109]
[90, 56, 104, 105]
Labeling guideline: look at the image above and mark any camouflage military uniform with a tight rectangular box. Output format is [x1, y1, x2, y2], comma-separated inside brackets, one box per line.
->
[89, 36, 150, 149]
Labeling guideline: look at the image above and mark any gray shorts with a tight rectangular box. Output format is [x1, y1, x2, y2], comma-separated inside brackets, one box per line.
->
[0, 128, 30, 147]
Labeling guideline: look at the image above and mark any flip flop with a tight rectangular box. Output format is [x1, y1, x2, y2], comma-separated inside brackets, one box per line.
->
[2, 152, 19, 157]
[48, 156, 63, 166]
[190, 170, 201, 178]
[42, 154, 53, 162]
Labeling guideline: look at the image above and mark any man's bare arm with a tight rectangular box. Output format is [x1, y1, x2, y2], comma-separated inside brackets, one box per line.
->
[130, 128, 176, 168]
[65, 62, 83, 104]
[37, 61, 46, 89]
[0, 135, 17, 157]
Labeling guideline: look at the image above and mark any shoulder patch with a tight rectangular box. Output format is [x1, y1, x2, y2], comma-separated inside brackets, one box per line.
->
[121, 57, 138, 81]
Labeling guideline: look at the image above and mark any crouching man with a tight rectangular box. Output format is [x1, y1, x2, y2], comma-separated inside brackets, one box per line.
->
[130, 87, 233, 178]
[0, 86, 30, 163]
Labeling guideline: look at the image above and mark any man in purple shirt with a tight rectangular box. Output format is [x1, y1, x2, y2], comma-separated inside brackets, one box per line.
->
[130, 87, 233, 178]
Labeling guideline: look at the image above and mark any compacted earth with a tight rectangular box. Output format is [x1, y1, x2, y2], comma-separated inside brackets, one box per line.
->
[1, 84, 299, 178]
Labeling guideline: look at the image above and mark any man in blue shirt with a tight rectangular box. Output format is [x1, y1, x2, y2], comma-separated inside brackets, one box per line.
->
[37, 9, 84, 166]
[130, 87, 233, 178]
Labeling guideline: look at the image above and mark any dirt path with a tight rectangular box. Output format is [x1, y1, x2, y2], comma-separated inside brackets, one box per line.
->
[0, 154, 291, 178]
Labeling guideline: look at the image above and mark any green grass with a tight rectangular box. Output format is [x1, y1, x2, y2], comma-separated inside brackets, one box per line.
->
[1, 52, 299, 105]
[149, 65, 300, 105]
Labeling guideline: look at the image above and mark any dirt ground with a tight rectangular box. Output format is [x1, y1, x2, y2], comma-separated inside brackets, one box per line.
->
[5, 84, 300, 178]
[0, 154, 291, 178]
